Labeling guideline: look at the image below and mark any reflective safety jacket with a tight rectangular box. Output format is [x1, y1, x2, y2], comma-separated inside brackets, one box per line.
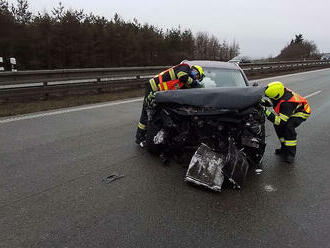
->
[267, 88, 311, 125]
[149, 63, 195, 92]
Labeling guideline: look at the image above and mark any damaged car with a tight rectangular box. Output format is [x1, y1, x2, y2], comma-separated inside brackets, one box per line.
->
[145, 60, 266, 191]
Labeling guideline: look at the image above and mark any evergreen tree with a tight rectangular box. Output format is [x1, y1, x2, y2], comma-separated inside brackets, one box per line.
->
[0, 0, 241, 69]
[277, 34, 319, 60]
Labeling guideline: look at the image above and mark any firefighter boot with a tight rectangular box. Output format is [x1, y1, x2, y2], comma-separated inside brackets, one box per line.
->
[282, 145, 296, 164]
[275, 138, 285, 155]
[275, 148, 285, 155]
[283, 155, 295, 164]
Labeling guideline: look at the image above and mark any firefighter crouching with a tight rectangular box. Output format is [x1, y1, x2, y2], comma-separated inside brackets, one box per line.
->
[135, 63, 205, 146]
[263, 81, 311, 163]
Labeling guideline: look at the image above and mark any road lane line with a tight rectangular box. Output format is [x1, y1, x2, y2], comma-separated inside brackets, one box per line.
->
[304, 90, 322, 99]
[250, 68, 330, 83]
[0, 97, 143, 124]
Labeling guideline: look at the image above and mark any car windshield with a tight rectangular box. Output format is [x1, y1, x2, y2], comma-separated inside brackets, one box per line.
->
[202, 67, 247, 88]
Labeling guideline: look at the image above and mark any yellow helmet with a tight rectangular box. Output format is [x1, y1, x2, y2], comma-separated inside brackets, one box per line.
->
[192, 65, 205, 81]
[265, 81, 285, 100]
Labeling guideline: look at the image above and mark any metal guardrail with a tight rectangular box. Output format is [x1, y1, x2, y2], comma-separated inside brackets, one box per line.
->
[0, 66, 168, 86]
[0, 60, 330, 101]
[240, 60, 330, 72]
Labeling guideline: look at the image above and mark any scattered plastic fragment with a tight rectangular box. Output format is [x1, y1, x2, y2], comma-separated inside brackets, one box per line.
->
[264, 185, 277, 192]
[139, 141, 146, 148]
[103, 174, 125, 184]
[154, 130, 165, 144]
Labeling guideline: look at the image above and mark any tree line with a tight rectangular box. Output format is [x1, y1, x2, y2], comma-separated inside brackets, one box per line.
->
[0, 0, 240, 70]
[276, 34, 320, 61]
[258, 34, 321, 62]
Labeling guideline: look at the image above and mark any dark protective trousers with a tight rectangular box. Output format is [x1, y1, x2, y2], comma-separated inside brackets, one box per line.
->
[135, 83, 153, 143]
[274, 117, 305, 157]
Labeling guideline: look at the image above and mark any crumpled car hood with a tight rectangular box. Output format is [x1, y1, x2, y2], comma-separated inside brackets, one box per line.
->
[155, 86, 265, 110]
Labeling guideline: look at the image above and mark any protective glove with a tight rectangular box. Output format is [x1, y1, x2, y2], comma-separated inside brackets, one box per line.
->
[145, 91, 155, 107]
[190, 79, 204, 88]
[260, 97, 273, 107]
[264, 108, 272, 118]
[178, 74, 188, 83]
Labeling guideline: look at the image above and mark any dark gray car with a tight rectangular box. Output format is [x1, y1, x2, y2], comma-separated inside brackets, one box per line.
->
[146, 60, 266, 191]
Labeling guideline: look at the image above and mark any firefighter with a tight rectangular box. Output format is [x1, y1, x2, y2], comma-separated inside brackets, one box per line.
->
[135, 63, 205, 146]
[263, 81, 311, 163]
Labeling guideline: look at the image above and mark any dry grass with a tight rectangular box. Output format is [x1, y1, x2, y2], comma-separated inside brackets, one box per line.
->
[0, 88, 145, 117]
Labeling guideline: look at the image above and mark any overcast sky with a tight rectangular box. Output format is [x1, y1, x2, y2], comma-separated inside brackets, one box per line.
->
[7, 0, 330, 58]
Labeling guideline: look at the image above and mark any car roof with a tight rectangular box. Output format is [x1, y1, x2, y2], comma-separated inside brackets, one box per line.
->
[182, 60, 240, 70]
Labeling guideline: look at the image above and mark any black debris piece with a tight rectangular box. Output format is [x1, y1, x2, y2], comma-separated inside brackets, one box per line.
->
[103, 174, 125, 184]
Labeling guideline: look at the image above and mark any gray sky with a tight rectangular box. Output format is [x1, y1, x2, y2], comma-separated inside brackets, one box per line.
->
[8, 0, 330, 58]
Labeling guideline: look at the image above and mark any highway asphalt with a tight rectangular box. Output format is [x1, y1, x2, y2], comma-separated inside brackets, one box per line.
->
[1, 68, 330, 248]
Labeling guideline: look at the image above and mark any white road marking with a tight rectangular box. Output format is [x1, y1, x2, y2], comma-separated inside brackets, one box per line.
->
[304, 90, 322, 99]
[250, 68, 330, 83]
[0, 97, 143, 124]
[0, 68, 328, 124]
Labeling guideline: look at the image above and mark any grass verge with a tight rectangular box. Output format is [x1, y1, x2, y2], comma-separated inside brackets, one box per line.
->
[0, 88, 144, 117]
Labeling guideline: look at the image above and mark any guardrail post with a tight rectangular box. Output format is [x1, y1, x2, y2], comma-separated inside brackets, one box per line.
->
[43, 82, 49, 100]
[136, 75, 145, 88]
[10, 58, 17, 72]
[0, 57, 4, 72]
[96, 77, 102, 93]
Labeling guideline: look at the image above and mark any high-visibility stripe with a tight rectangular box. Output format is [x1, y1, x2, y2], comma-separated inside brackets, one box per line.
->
[293, 92, 300, 102]
[284, 140, 297, 146]
[149, 79, 158, 92]
[163, 82, 168, 90]
[157, 82, 168, 91]
[159, 73, 163, 84]
[291, 114, 309, 118]
[177, 71, 187, 78]
[279, 113, 289, 121]
[285, 143, 297, 147]
[274, 116, 281, 125]
[304, 104, 311, 113]
[280, 137, 285, 143]
[292, 112, 310, 119]
[187, 77, 193, 85]
[138, 122, 146, 130]
[169, 69, 176, 80]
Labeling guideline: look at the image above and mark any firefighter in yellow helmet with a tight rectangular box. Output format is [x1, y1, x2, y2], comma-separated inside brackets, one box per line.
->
[136, 63, 205, 146]
[263, 81, 311, 163]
